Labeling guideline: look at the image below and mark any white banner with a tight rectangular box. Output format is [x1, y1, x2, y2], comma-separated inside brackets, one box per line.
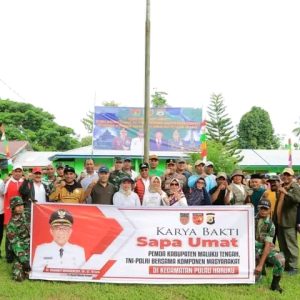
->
[30, 204, 255, 284]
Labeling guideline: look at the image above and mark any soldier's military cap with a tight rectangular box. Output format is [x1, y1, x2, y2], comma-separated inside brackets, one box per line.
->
[258, 198, 271, 209]
[49, 209, 74, 226]
[64, 165, 75, 174]
[114, 157, 123, 162]
[10, 196, 24, 210]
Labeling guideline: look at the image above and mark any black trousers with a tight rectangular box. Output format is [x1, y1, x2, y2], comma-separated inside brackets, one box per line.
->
[0, 214, 3, 254]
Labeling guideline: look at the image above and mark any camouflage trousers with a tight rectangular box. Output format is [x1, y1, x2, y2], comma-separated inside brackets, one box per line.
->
[12, 261, 28, 282]
[255, 248, 285, 276]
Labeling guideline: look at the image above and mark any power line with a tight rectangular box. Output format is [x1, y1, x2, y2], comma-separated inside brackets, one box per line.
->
[0, 77, 27, 102]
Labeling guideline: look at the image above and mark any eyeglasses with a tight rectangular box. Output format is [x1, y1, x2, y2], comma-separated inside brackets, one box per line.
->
[170, 183, 179, 186]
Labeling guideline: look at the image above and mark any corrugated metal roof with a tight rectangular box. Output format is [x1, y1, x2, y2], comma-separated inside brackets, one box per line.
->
[239, 149, 299, 167]
[13, 151, 58, 168]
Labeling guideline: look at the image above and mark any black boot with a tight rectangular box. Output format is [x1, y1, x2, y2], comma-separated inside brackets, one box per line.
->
[270, 275, 283, 293]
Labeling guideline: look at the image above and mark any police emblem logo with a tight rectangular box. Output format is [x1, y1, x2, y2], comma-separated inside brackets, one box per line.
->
[180, 213, 190, 225]
[192, 213, 203, 225]
[206, 213, 215, 225]
[58, 210, 66, 219]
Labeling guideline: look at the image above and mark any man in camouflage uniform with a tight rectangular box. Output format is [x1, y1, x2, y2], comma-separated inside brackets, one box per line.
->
[6, 196, 31, 281]
[255, 198, 285, 293]
[109, 157, 128, 190]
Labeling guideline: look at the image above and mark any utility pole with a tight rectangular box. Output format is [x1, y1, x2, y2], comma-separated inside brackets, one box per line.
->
[143, 0, 151, 163]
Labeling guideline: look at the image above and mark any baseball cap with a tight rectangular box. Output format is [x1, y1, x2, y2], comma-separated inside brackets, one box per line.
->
[98, 166, 109, 173]
[205, 161, 214, 167]
[194, 160, 205, 166]
[114, 156, 123, 162]
[267, 175, 280, 182]
[216, 172, 227, 179]
[49, 209, 74, 226]
[139, 162, 149, 169]
[13, 164, 23, 171]
[258, 198, 271, 209]
[124, 157, 131, 162]
[32, 167, 43, 174]
[282, 168, 294, 176]
[149, 154, 158, 160]
[166, 158, 176, 165]
[177, 158, 186, 163]
[64, 165, 75, 174]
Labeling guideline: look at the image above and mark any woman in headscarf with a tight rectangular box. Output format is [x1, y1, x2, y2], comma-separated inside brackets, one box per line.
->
[163, 178, 187, 206]
[142, 176, 167, 207]
[113, 177, 141, 207]
[187, 176, 211, 206]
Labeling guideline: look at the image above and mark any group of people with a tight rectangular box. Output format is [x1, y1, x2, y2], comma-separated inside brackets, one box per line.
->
[0, 155, 300, 292]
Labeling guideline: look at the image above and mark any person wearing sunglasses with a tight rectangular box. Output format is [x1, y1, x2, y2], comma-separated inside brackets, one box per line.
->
[163, 178, 187, 207]
[187, 176, 211, 206]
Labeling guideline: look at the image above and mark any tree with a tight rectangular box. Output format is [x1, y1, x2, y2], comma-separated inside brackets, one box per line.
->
[0, 99, 80, 151]
[237, 106, 280, 149]
[151, 90, 168, 108]
[206, 93, 242, 162]
[189, 140, 237, 174]
[81, 111, 93, 134]
[102, 100, 120, 107]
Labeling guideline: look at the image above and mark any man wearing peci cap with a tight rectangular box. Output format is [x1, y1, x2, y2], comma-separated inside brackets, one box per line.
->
[19, 167, 51, 207]
[255, 198, 285, 293]
[84, 166, 116, 204]
[49, 166, 85, 203]
[134, 163, 151, 204]
[32, 209, 85, 273]
[275, 167, 300, 275]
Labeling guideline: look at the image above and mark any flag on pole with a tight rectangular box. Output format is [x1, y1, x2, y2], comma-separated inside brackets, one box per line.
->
[200, 120, 207, 161]
[288, 138, 292, 167]
[0, 123, 10, 158]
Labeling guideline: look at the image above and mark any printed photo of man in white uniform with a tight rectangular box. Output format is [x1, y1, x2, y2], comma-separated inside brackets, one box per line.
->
[32, 209, 85, 273]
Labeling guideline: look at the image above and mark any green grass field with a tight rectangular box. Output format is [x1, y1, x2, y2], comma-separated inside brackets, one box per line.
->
[1, 240, 299, 300]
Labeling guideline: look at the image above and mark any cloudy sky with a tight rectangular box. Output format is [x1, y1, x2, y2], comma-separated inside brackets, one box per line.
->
[1, 0, 299, 142]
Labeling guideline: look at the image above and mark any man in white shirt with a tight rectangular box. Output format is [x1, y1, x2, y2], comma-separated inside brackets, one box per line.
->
[79, 159, 98, 204]
[32, 209, 85, 274]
